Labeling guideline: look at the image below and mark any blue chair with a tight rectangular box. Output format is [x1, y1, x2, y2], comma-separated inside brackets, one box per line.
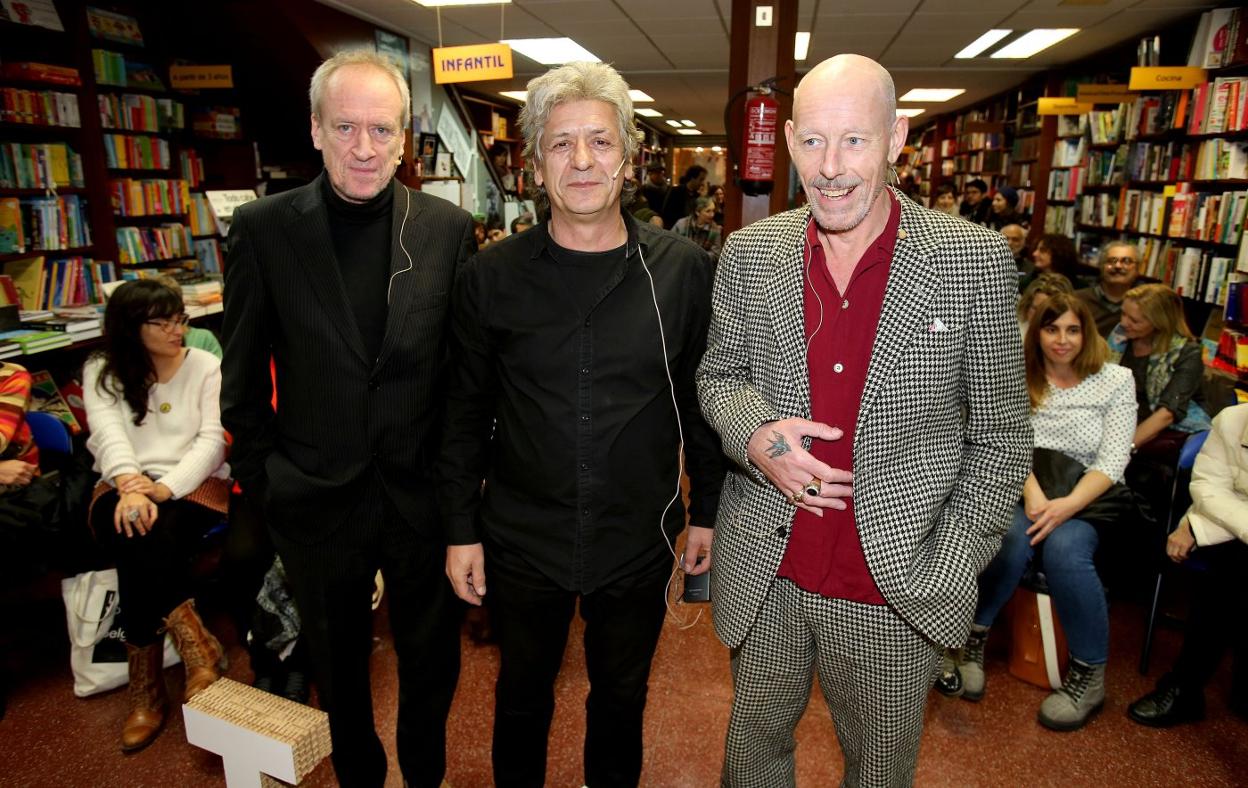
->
[1138, 429, 1211, 674]
[24, 411, 72, 456]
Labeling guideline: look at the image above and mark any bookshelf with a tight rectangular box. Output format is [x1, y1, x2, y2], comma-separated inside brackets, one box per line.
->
[460, 91, 523, 197]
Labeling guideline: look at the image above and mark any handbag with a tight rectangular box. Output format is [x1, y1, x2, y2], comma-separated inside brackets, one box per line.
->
[60, 568, 180, 698]
[1030, 447, 1139, 529]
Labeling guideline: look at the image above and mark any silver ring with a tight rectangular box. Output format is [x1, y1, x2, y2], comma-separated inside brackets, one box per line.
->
[126, 509, 140, 523]
[804, 477, 821, 498]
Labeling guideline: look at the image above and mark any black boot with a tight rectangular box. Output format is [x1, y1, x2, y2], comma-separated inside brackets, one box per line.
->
[1128, 676, 1205, 728]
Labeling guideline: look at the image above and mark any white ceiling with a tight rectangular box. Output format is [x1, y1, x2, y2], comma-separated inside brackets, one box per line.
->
[319, 0, 1219, 135]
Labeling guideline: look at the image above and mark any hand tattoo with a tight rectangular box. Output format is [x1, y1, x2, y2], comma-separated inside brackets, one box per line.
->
[766, 431, 790, 459]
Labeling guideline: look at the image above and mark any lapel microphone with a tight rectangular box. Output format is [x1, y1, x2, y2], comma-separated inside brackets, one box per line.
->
[609, 157, 627, 181]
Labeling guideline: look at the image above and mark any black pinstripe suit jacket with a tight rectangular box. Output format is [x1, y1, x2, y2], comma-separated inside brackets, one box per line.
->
[221, 173, 476, 541]
[697, 188, 1033, 649]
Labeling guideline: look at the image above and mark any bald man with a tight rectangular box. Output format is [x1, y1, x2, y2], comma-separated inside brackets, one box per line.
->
[697, 55, 1031, 785]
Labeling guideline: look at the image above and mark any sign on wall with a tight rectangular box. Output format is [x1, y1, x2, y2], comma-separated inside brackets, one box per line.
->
[432, 43, 513, 84]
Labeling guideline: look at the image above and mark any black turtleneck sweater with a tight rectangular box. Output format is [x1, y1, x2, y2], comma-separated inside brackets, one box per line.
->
[321, 174, 392, 361]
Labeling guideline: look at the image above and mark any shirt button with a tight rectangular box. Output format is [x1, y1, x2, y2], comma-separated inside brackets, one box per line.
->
[582, 508, 590, 516]
[581, 414, 589, 421]
[833, 362, 844, 373]
[842, 299, 849, 309]
[776, 526, 788, 537]
[580, 462, 588, 470]
[581, 367, 589, 375]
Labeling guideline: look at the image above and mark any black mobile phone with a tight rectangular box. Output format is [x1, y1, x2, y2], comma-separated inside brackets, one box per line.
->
[680, 553, 711, 603]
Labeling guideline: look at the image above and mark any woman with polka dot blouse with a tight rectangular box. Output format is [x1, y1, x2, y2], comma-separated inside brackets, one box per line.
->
[950, 294, 1136, 731]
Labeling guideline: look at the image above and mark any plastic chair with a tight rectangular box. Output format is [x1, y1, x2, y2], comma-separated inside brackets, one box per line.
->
[24, 411, 72, 456]
[1138, 429, 1211, 674]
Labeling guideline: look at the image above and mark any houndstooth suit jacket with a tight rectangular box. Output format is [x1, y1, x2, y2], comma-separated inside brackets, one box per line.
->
[696, 188, 1032, 650]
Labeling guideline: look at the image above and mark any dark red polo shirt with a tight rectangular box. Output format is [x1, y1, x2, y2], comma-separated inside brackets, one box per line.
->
[776, 195, 900, 604]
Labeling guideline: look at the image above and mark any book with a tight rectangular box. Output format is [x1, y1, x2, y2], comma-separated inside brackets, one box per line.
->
[0, 198, 25, 253]
[1, 257, 43, 310]
[28, 370, 80, 434]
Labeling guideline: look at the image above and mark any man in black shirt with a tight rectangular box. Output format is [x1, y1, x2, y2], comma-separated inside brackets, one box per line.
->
[440, 61, 722, 788]
[640, 162, 668, 214]
[221, 50, 474, 788]
[1075, 240, 1141, 337]
[661, 164, 708, 229]
[959, 177, 992, 225]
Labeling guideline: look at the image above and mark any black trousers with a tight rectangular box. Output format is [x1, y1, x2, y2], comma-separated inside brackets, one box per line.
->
[1171, 539, 1248, 707]
[92, 489, 220, 646]
[488, 551, 670, 788]
[269, 479, 460, 788]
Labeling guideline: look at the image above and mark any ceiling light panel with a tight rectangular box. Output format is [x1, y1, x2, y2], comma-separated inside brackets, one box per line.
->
[628, 90, 654, 102]
[991, 29, 1079, 59]
[897, 88, 966, 102]
[499, 90, 527, 102]
[676, 128, 703, 135]
[501, 38, 600, 65]
[680, 120, 697, 127]
[955, 29, 1012, 59]
[635, 108, 663, 117]
[795, 32, 811, 61]
[665, 120, 683, 128]
[412, 0, 511, 6]
[896, 108, 925, 117]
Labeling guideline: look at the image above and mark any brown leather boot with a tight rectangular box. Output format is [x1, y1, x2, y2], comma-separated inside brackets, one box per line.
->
[163, 599, 227, 701]
[121, 643, 167, 753]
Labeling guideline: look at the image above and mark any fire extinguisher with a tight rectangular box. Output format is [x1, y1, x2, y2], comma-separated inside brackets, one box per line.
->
[741, 87, 778, 196]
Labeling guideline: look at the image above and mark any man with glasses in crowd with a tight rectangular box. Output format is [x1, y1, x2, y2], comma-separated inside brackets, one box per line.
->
[1075, 241, 1141, 337]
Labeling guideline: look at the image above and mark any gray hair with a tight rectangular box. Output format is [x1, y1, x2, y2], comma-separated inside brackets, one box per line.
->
[694, 196, 715, 213]
[309, 49, 411, 129]
[1098, 239, 1139, 267]
[519, 62, 644, 213]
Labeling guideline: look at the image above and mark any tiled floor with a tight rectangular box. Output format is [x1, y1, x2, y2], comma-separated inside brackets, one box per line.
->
[2, 580, 1245, 787]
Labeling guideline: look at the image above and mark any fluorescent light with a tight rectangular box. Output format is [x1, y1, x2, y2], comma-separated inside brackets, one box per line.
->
[695, 147, 704, 152]
[897, 88, 965, 102]
[628, 90, 654, 102]
[635, 108, 663, 117]
[991, 29, 1079, 59]
[955, 29, 1012, 59]
[795, 32, 811, 61]
[501, 37, 599, 65]
[896, 108, 925, 117]
[676, 128, 703, 135]
[412, 0, 511, 6]
[665, 119, 683, 128]
[680, 119, 696, 127]
[711, 145, 722, 152]
[499, 90, 527, 102]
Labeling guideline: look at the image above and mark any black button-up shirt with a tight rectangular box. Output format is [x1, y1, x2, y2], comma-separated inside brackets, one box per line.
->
[438, 213, 722, 593]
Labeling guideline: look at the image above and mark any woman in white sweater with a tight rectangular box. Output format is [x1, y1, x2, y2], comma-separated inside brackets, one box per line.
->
[1129, 402, 1248, 727]
[952, 294, 1136, 731]
[83, 280, 230, 753]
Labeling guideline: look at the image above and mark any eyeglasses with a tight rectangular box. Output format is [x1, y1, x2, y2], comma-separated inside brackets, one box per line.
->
[145, 314, 191, 333]
[1105, 257, 1137, 266]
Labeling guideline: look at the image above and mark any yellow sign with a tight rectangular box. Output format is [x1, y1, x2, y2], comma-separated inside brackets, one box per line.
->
[1128, 67, 1207, 90]
[1038, 98, 1093, 116]
[1076, 84, 1137, 104]
[433, 43, 513, 85]
[169, 65, 234, 89]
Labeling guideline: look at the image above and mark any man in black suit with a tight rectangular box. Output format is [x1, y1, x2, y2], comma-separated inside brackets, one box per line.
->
[221, 50, 475, 788]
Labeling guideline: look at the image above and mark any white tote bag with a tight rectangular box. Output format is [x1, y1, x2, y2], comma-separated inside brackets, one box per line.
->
[61, 568, 180, 698]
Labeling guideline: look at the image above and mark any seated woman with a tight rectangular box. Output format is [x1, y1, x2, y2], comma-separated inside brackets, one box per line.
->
[986, 186, 1026, 230]
[932, 182, 959, 215]
[953, 294, 1136, 731]
[1110, 283, 1212, 454]
[1017, 273, 1074, 334]
[83, 280, 231, 753]
[670, 196, 723, 266]
[0, 362, 41, 579]
[1128, 403, 1248, 727]
[1019, 233, 1084, 292]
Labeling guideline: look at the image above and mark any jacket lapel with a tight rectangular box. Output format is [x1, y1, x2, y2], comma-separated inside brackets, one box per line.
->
[375, 181, 426, 369]
[858, 190, 940, 423]
[764, 208, 814, 417]
[285, 175, 369, 364]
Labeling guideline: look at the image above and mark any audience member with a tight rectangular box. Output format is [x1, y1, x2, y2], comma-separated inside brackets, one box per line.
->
[952, 294, 1135, 731]
[1075, 241, 1141, 337]
[83, 280, 231, 753]
[1110, 283, 1212, 452]
[153, 274, 222, 358]
[1017, 273, 1074, 334]
[1021, 233, 1083, 291]
[933, 182, 959, 215]
[710, 183, 725, 225]
[1000, 223, 1030, 273]
[489, 141, 517, 194]
[670, 195, 722, 266]
[1128, 402, 1248, 727]
[987, 186, 1026, 230]
[510, 213, 535, 234]
[631, 206, 664, 228]
[661, 164, 707, 230]
[640, 162, 668, 214]
[959, 178, 992, 224]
